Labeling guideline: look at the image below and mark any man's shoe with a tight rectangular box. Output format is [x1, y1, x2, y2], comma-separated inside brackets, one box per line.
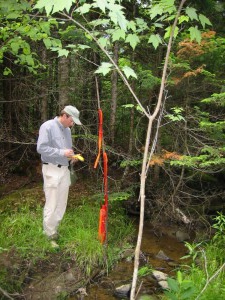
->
[50, 240, 59, 249]
[49, 233, 59, 241]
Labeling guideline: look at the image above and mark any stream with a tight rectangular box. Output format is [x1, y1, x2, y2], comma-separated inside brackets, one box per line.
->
[72, 220, 189, 299]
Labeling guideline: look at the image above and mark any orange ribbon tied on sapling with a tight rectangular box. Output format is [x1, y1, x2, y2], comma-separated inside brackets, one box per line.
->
[94, 109, 103, 169]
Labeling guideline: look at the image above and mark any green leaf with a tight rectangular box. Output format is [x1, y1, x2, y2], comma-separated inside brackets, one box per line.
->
[167, 277, 179, 292]
[57, 49, 70, 57]
[164, 291, 177, 300]
[89, 18, 109, 27]
[185, 7, 198, 21]
[135, 18, 148, 31]
[189, 26, 202, 43]
[109, 192, 131, 201]
[51, 38, 62, 48]
[122, 66, 137, 79]
[119, 57, 131, 68]
[43, 38, 52, 49]
[148, 34, 162, 49]
[122, 104, 134, 108]
[178, 15, 189, 24]
[3, 67, 13, 76]
[95, 62, 113, 76]
[98, 36, 109, 48]
[201, 93, 225, 107]
[23, 45, 30, 55]
[94, 0, 108, 13]
[77, 44, 91, 50]
[10, 42, 20, 54]
[138, 266, 152, 277]
[127, 20, 136, 32]
[153, 22, 163, 28]
[164, 26, 179, 39]
[112, 28, 126, 42]
[25, 54, 34, 66]
[39, 22, 51, 35]
[181, 286, 196, 299]
[34, 0, 74, 15]
[161, 0, 176, 12]
[136, 105, 144, 112]
[120, 158, 142, 168]
[6, 12, 21, 19]
[125, 34, 140, 50]
[199, 14, 212, 29]
[108, 3, 127, 30]
[76, 3, 92, 14]
[150, 4, 163, 19]
[177, 270, 182, 284]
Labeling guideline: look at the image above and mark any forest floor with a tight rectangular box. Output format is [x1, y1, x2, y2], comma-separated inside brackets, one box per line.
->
[1, 170, 217, 300]
[0, 171, 135, 300]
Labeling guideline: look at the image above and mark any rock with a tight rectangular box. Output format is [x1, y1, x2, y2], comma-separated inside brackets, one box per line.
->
[152, 270, 168, 281]
[158, 280, 169, 290]
[76, 287, 87, 296]
[114, 283, 131, 298]
[65, 270, 75, 282]
[167, 261, 180, 268]
[155, 250, 171, 261]
[121, 249, 134, 261]
[55, 285, 63, 294]
[175, 230, 190, 242]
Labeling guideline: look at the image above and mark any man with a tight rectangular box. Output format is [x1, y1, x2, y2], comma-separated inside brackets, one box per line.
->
[37, 105, 82, 246]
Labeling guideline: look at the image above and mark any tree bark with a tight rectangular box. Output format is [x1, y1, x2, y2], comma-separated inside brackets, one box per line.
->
[58, 55, 69, 108]
[40, 49, 48, 123]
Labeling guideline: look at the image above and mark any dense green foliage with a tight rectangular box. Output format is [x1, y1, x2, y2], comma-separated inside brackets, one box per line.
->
[0, 1, 224, 297]
[0, 0, 223, 227]
[163, 212, 225, 300]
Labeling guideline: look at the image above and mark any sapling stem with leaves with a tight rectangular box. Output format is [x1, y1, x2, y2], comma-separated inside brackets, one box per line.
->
[130, 1, 187, 298]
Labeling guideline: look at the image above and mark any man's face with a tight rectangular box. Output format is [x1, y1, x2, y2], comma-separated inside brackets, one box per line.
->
[62, 113, 75, 128]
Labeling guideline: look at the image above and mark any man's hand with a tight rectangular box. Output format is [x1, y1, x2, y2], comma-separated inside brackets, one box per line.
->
[64, 149, 74, 158]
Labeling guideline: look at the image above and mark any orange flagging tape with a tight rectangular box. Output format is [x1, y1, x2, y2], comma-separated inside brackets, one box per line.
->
[94, 109, 103, 169]
[94, 109, 109, 244]
[98, 204, 107, 244]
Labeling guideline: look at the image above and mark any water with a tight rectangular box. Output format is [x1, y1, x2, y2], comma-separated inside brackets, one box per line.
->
[80, 220, 188, 299]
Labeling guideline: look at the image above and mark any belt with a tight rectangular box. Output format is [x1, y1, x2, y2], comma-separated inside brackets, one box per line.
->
[43, 162, 70, 169]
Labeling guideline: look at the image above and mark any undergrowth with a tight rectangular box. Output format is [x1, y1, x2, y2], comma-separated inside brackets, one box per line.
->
[0, 187, 134, 294]
[162, 212, 225, 300]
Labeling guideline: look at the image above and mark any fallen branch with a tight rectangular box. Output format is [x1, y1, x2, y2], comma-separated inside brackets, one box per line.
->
[0, 287, 14, 300]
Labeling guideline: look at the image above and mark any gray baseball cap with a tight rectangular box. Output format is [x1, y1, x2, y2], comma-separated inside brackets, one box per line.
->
[64, 105, 82, 125]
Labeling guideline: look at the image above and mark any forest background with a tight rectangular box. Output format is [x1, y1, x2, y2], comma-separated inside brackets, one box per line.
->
[0, 0, 225, 299]
[0, 0, 224, 222]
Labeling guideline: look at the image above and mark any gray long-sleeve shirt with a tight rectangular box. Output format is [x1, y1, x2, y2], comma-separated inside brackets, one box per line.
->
[37, 117, 72, 166]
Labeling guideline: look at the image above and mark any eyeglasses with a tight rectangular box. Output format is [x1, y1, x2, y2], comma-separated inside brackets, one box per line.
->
[65, 114, 74, 123]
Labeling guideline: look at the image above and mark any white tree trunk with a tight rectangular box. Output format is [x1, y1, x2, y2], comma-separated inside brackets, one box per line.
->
[130, 1, 187, 298]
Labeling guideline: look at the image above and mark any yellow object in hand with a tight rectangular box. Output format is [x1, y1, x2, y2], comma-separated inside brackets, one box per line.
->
[72, 154, 84, 162]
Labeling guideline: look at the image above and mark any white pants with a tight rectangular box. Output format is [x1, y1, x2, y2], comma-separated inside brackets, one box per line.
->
[42, 163, 71, 237]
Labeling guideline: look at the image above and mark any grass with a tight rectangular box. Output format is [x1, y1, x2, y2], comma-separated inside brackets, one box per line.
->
[0, 205, 51, 259]
[0, 187, 134, 293]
